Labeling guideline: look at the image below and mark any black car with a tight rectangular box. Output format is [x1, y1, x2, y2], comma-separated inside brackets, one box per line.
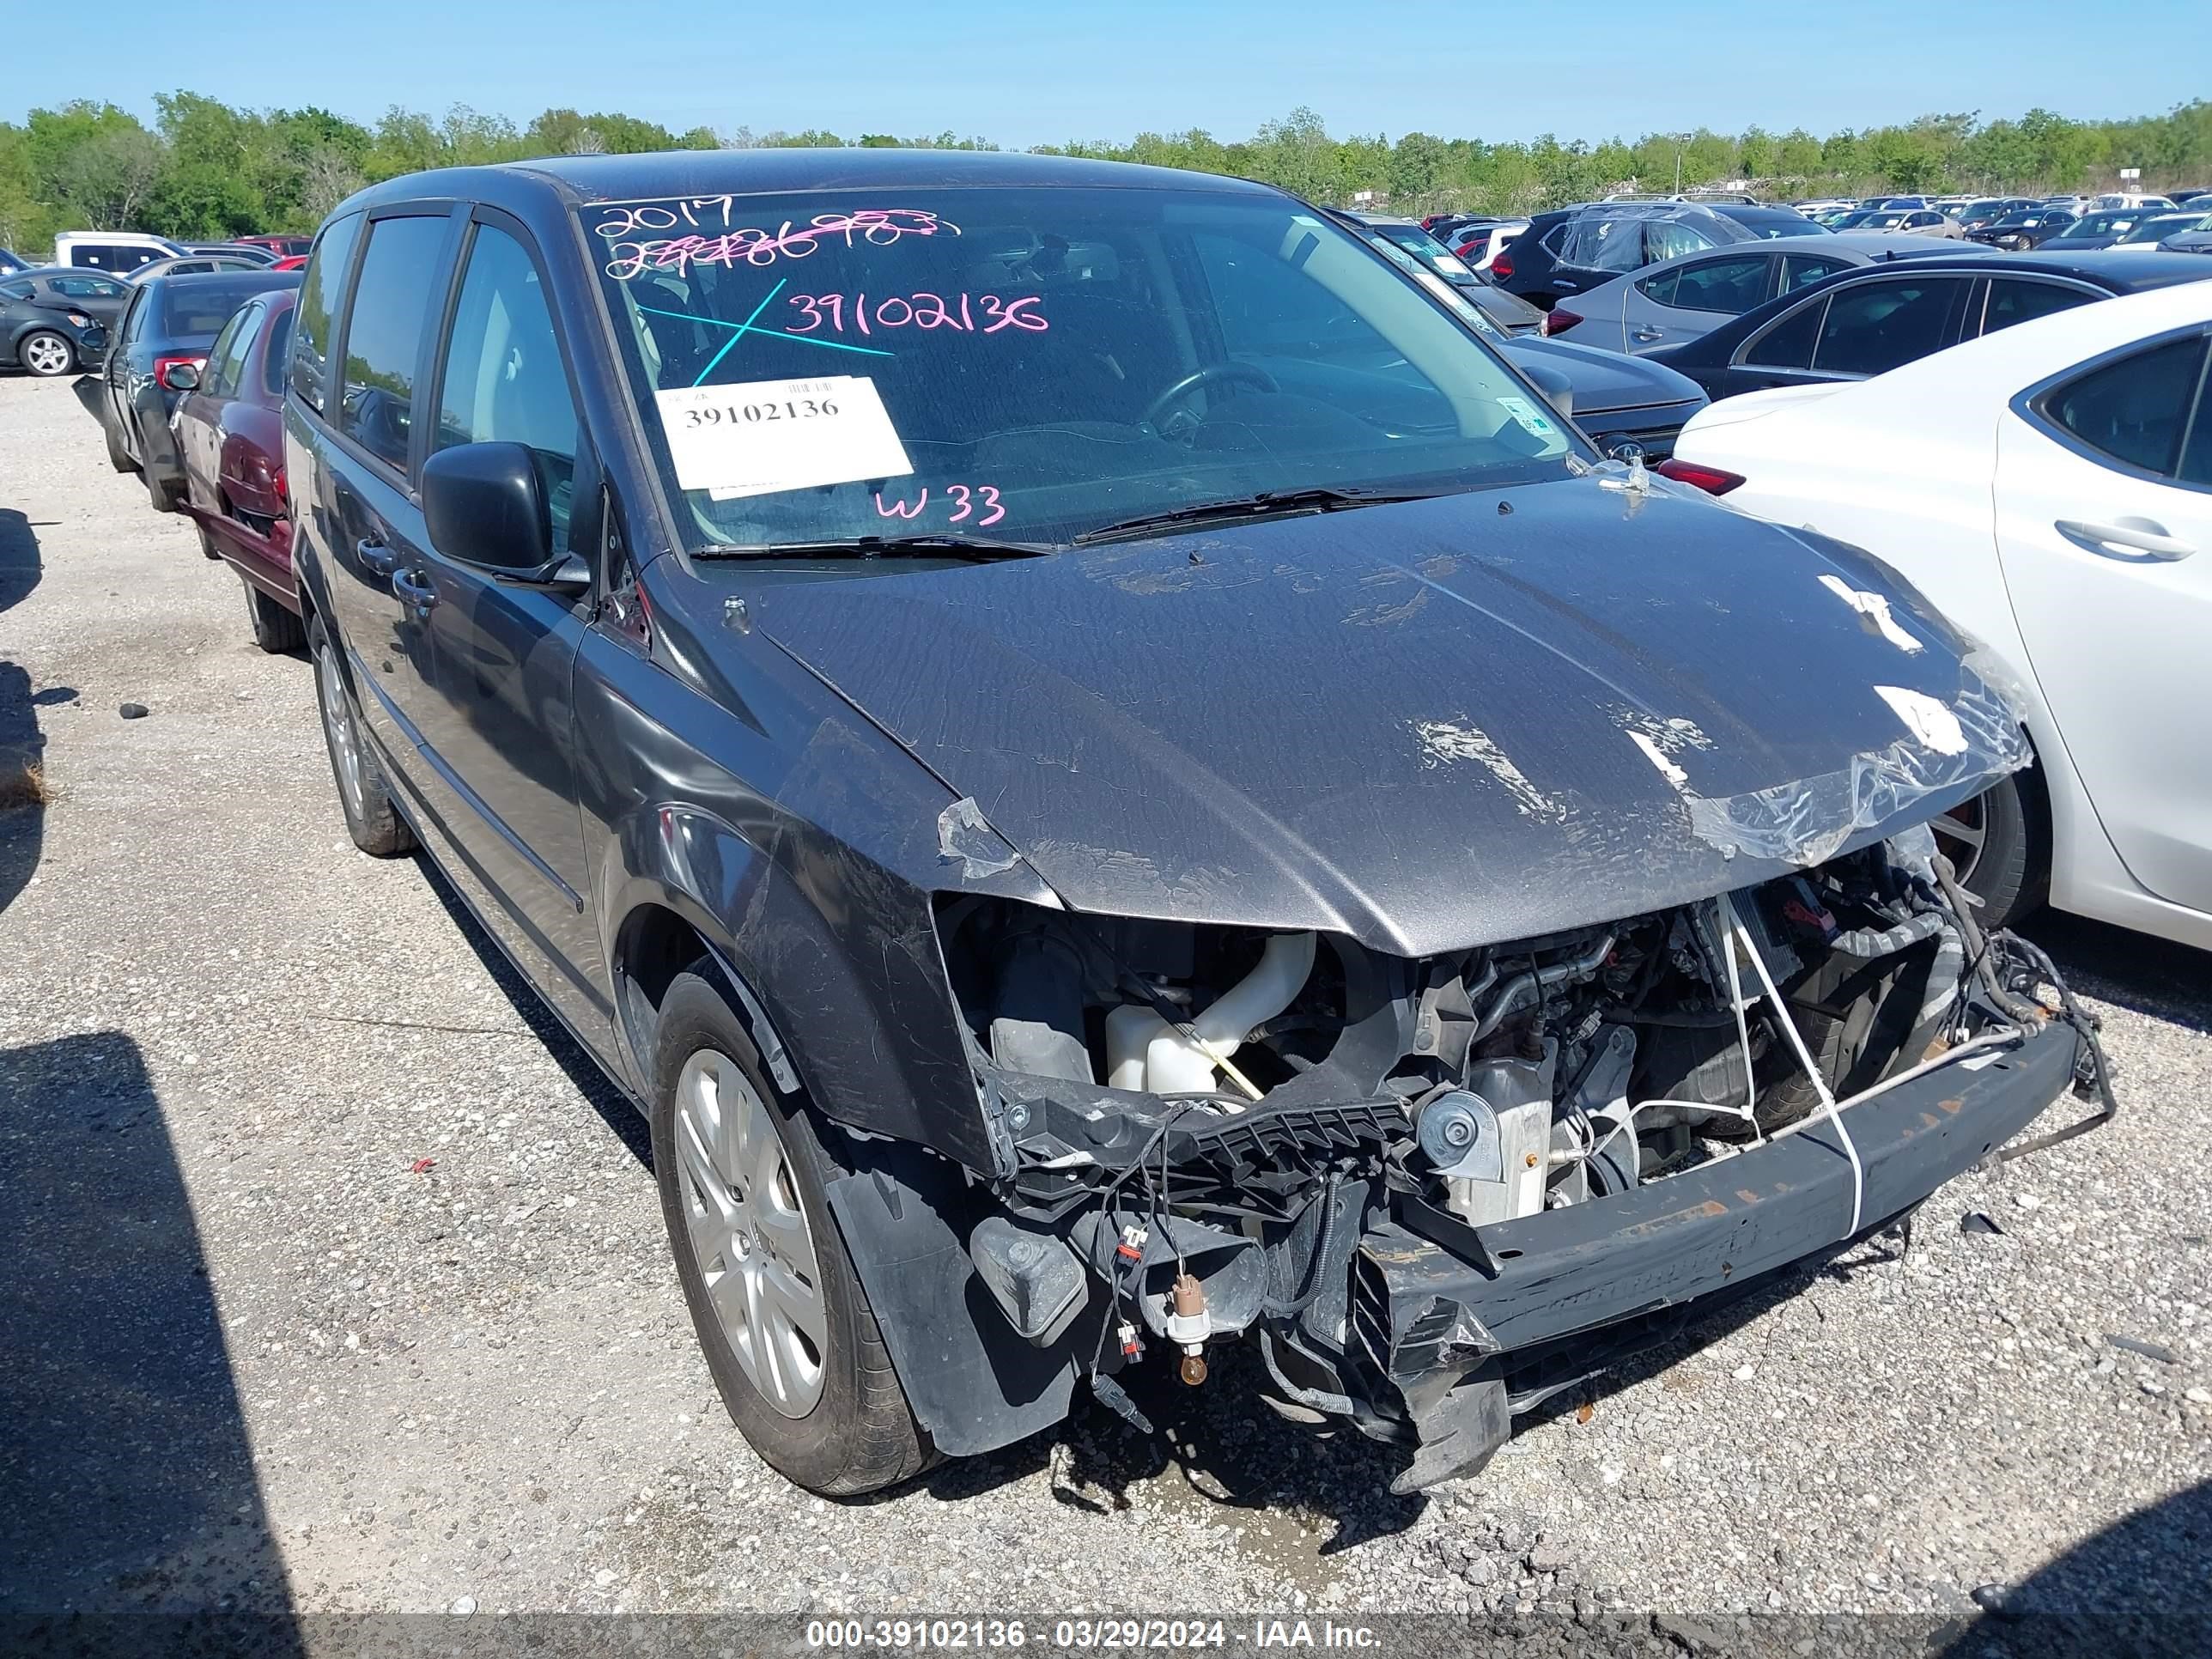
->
[0, 268, 122, 376]
[1493, 201, 1756, 308]
[283, 149, 2101, 1498]
[99, 269, 299, 507]
[1648, 251, 2212, 401]
[1953, 198, 2039, 233]
[2038, 209, 2163, 252]
[1964, 207, 2077, 251]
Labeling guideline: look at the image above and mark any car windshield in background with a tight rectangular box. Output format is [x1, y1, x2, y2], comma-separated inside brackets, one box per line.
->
[2069, 213, 2141, 237]
[2120, 215, 2203, 242]
[1367, 221, 1477, 278]
[161, 278, 277, 337]
[586, 187, 1579, 554]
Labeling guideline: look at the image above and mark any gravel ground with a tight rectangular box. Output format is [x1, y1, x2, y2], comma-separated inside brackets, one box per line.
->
[1, 370, 2207, 1645]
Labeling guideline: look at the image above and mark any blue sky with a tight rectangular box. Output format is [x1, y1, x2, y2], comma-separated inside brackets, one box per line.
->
[7, 0, 2207, 148]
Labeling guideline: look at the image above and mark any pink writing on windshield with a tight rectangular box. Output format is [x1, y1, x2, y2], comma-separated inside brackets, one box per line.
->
[873, 483, 1006, 527]
[599, 209, 960, 279]
[787, 292, 1046, 336]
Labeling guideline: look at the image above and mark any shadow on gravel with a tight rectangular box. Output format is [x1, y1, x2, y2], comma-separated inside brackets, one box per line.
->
[0, 1030, 301, 1649]
[409, 852, 651, 1169]
[2024, 909, 2212, 1036]
[1938, 1476, 2212, 1656]
[1, 506, 49, 915]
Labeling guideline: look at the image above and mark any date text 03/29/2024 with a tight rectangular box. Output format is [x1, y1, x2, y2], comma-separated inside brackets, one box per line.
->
[804, 1620, 1382, 1650]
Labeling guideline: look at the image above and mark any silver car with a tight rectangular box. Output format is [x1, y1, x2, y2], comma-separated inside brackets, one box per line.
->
[1545, 232, 1964, 356]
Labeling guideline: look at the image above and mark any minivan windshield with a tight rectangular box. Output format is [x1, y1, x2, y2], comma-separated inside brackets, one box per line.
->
[586, 186, 1580, 553]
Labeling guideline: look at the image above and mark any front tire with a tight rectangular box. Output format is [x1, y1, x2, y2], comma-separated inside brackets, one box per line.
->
[307, 611, 414, 857]
[19, 330, 75, 378]
[1934, 772, 2039, 928]
[650, 969, 931, 1496]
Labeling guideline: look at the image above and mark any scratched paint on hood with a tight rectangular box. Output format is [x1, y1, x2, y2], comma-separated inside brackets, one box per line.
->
[738, 476, 2021, 954]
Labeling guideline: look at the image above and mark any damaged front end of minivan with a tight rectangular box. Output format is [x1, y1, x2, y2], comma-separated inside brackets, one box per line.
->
[927, 754, 2113, 1492]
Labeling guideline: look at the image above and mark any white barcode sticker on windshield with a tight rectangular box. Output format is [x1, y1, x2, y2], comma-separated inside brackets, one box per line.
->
[653, 374, 912, 500]
[1496, 395, 1559, 439]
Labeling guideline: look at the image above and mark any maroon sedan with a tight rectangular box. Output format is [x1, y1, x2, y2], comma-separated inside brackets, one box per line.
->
[172, 289, 303, 650]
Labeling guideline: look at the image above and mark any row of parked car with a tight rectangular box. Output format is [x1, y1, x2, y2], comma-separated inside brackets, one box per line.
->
[0, 230, 313, 380]
[19, 147, 2203, 1508]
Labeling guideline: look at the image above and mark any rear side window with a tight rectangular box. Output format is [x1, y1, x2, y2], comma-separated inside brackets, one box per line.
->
[1783, 253, 1850, 290]
[52, 274, 125, 298]
[1742, 295, 1826, 369]
[336, 215, 452, 472]
[262, 307, 295, 397]
[72, 245, 156, 271]
[1982, 278, 2094, 338]
[1560, 216, 1646, 272]
[202, 305, 258, 398]
[0, 279, 28, 301]
[2040, 337, 2209, 480]
[289, 210, 364, 413]
[432, 224, 580, 547]
[1644, 221, 1715, 264]
[1659, 256, 1769, 314]
[1812, 276, 1969, 376]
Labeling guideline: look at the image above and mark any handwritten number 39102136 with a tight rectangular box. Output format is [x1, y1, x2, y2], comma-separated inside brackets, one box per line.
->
[787, 292, 1046, 336]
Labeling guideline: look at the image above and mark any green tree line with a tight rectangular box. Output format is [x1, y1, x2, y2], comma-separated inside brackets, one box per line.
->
[3, 91, 2208, 254]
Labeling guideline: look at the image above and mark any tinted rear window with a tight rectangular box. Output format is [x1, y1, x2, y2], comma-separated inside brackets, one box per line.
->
[262, 307, 295, 396]
[161, 280, 280, 339]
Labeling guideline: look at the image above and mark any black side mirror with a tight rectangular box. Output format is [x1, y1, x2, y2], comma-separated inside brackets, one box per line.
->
[161, 362, 199, 392]
[422, 441, 550, 572]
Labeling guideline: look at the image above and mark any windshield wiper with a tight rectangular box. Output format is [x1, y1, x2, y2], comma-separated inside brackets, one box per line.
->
[696, 532, 1057, 562]
[1072, 485, 1443, 546]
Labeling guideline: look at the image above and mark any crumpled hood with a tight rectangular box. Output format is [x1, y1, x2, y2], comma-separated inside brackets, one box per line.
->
[748, 477, 2022, 956]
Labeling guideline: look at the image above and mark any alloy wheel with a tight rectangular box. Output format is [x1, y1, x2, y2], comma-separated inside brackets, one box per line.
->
[1931, 793, 1987, 888]
[315, 638, 369, 823]
[673, 1048, 828, 1418]
[21, 333, 72, 377]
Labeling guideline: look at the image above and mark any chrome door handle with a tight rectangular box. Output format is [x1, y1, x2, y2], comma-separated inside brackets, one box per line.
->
[356, 538, 401, 575]
[2055, 517, 2196, 561]
[392, 568, 439, 611]
[1632, 325, 1666, 342]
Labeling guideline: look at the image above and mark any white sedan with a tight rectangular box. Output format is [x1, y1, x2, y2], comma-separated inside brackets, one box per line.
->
[1664, 280, 2212, 947]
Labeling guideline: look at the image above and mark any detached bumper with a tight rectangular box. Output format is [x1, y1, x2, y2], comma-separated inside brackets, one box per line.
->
[1353, 1018, 2083, 1484]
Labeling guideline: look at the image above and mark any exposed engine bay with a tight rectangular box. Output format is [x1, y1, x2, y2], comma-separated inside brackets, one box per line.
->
[933, 825, 2113, 1487]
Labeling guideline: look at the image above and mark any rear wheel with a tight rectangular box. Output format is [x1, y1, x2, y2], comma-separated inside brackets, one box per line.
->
[19, 330, 74, 378]
[307, 611, 414, 857]
[243, 578, 305, 653]
[650, 969, 932, 1496]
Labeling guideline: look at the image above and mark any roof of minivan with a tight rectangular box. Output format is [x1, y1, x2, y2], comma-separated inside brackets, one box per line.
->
[339, 148, 1282, 215]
